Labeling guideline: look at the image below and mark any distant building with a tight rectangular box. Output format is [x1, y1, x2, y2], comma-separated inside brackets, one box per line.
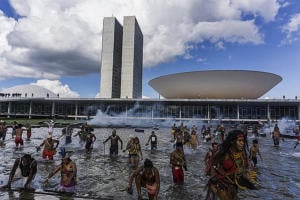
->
[100, 16, 143, 99]
[100, 17, 123, 98]
[120, 16, 143, 99]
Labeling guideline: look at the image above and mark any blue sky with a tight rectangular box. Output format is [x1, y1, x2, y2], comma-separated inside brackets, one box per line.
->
[0, 0, 300, 99]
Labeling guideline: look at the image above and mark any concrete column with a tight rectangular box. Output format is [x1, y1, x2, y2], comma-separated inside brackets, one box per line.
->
[7, 102, 11, 118]
[75, 102, 78, 120]
[29, 101, 32, 119]
[237, 104, 239, 120]
[51, 101, 55, 118]
[267, 103, 270, 121]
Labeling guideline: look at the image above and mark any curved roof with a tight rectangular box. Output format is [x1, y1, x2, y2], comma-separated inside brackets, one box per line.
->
[1, 84, 57, 98]
[148, 70, 282, 99]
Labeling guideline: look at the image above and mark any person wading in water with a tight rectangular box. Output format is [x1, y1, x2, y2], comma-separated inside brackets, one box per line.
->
[170, 142, 187, 185]
[249, 139, 263, 167]
[124, 136, 143, 169]
[127, 158, 160, 200]
[103, 128, 123, 157]
[37, 135, 59, 160]
[204, 142, 219, 176]
[272, 124, 281, 146]
[85, 129, 96, 154]
[146, 131, 158, 151]
[205, 130, 257, 200]
[2, 153, 37, 190]
[44, 147, 77, 193]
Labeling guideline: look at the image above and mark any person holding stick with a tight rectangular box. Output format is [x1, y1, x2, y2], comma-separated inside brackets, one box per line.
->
[103, 128, 123, 157]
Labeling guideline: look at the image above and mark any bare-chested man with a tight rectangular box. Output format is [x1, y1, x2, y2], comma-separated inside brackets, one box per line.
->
[249, 139, 262, 167]
[103, 128, 123, 157]
[15, 124, 24, 149]
[37, 135, 59, 160]
[272, 124, 281, 146]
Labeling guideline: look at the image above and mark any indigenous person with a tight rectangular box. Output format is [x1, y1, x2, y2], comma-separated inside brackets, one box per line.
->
[205, 130, 257, 200]
[15, 124, 24, 149]
[204, 127, 212, 142]
[37, 135, 59, 160]
[44, 148, 77, 193]
[219, 124, 226, 141]
[173, 129, 184, 148]
[73, 125, 90, 144]
[171, 124, 177, 142]
[25, 123, 32, 141]
[60, 126, 73, 145]
[249, 139, 262, 167]
[214, 125, 224, 144]
[123, 134, 135, 157]
[190, 129, 199, 150]
[146, 131, 158, 150]
[183, 128, 191, 148]
[272, 124, 281, 146]
[11, 121, 18, 138]
[124, 136, 143, 169]
[85, 130, 96, 154]
[127, 159, 160, 200]
[204, 142, 219, 176]
[170, 142, 187, 185]
[2, 154, 37, 190]
[103, 128, 123, 157]
[0, 120, 7, 141]
[42, 120, 57, 136]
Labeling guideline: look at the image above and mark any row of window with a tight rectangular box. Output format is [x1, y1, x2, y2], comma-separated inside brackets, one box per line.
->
[0, 101, 298, 120]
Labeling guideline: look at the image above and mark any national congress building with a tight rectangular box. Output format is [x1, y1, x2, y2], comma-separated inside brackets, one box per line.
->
[0, 16, 300, 126]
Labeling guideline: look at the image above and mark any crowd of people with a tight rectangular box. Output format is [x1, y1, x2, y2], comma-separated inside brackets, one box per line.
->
[0, 119, 299, 199]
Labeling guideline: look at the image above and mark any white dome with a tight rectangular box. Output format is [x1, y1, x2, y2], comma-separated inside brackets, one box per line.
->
[1, 84, 57, 98]
[149, 70, 282, 99]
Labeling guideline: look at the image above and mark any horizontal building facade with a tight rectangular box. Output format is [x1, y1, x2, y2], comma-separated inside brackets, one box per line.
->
[0, 98, 299, 125]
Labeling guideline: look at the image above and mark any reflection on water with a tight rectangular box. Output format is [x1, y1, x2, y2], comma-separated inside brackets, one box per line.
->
[0, 127, 300, 199]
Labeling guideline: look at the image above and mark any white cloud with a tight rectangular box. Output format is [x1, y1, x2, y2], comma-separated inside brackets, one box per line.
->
[31, 79, 80, 98]
[0, 0, 281, 80]
[280, 13, 300, 45]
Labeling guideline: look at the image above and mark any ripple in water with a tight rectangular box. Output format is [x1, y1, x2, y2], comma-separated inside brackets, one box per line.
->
[0, 127, 300, 199]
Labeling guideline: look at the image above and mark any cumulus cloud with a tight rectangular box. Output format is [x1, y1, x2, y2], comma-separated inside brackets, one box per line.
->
[31, 79, 80, 98]
[0, 0, 281, 80]
[280, 13, 300, 45]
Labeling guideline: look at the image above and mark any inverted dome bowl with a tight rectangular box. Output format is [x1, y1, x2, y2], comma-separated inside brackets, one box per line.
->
[148, 70, 282, 99]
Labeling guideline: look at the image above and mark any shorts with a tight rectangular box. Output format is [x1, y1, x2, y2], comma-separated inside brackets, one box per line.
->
[172, 166, 184, 184]
[15, 137, 24, 146]
[42, 149, 55, 160]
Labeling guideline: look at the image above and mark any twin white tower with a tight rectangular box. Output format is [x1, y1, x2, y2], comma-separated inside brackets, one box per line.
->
[100, 16, 143, 99]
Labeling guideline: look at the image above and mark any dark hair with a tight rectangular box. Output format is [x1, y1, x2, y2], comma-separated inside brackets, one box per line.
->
[23, 154, 31, 160]
[176, 142, 183, 148]
[213, 129, 248, 165]
[144, 159, 153, 168]
[212, 142, 218, 147]
[253, 139, 258, 144]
